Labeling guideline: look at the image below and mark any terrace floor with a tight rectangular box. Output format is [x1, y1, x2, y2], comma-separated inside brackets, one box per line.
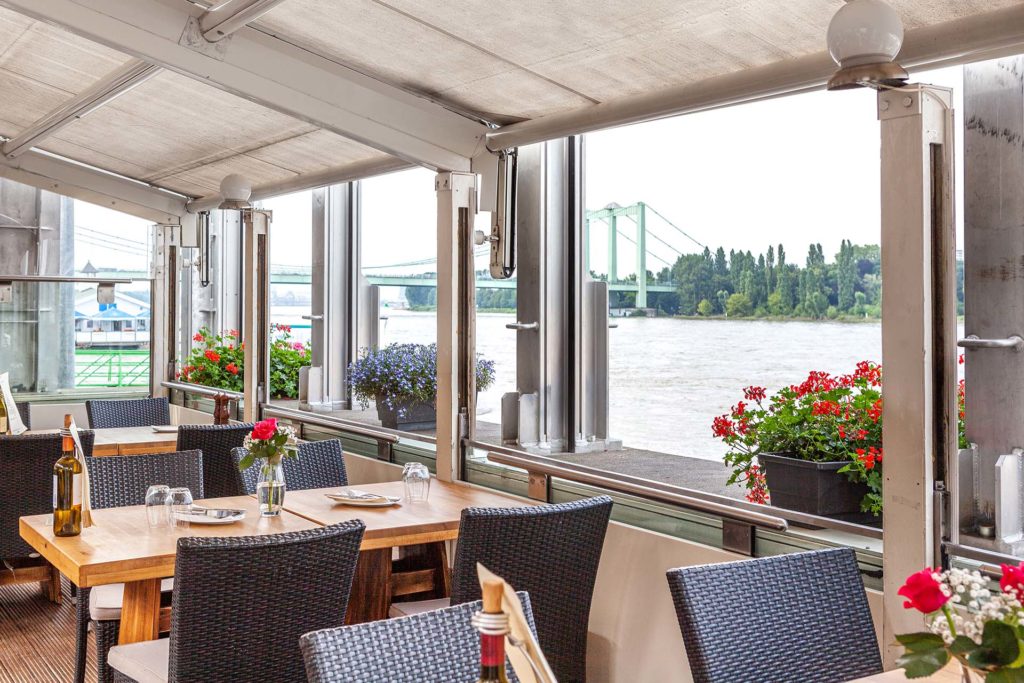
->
[0, 579, 97, 683]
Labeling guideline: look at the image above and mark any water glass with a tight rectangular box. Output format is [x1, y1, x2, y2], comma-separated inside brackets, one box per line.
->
[402, 462, 431, 503]
[166, 487, 194, 530]
[145, 485, 170, 528]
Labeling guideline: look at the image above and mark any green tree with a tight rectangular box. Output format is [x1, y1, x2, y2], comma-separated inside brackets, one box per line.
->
[697, 298, 714, 316]
[725, 292, 754, 317]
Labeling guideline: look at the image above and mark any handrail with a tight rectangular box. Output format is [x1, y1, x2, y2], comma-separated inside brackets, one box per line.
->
[262, 405, 400, 445]
[161, 380, 244, 400]
[943, 542, 1022, 570]
[480, 445, 788, 532]
[472, 441, 884, 539]
[0, 274, 141, 283]
[957, 334, 1024, 351]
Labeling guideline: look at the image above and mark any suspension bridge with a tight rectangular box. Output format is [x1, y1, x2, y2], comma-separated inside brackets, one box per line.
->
[272, 201, 702, 308]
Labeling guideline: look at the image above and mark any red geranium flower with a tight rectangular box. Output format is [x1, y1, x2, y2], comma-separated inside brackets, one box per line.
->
[226, 362, 239, 375]
[251, 418, 278, 441]
[743, 386, 767, 402]
[897, 569, 949, 613]
[205, 349, 220, 363]
[193, 332, 204, 342]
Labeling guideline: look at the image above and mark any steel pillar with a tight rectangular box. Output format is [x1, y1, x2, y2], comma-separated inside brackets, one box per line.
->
[241, 209, 271, 422]
[878, 85, 957, 666]
[435, 171, 477, 482]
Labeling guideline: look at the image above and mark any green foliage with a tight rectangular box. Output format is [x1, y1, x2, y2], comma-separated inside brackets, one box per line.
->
[895, 633, 951, 678]
[725, 292, 753, 317]
[697, 299, 714, 316]
[180, 325, 310, 399]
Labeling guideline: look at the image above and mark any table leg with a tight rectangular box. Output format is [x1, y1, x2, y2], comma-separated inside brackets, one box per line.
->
[393, 541, 450, 600]
[345, 548, 392, 624]
[119, 578, 162, 644]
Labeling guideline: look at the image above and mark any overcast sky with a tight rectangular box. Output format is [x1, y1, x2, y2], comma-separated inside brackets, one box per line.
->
[74, 65, 963, 279]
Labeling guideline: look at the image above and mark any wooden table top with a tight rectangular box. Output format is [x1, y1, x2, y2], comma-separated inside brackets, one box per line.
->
[18, 495, 318, 587]
[849, 663, 961, 682]
[276, 480, 532, 550]
[27, 425, 180, 456]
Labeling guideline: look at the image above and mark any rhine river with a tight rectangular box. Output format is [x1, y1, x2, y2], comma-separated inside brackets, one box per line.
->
[373, 310, 892, 461]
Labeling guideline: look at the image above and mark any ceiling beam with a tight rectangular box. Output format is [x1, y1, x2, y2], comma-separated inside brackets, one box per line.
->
[199, 0, 288, 42]
[2, 59, 160, 159]
[0, 0, 487, 172]
[0, 148, 188, 223]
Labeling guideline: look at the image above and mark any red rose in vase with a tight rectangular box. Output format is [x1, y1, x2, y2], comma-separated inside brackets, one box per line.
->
[251, 418, 278, 441]
[897, 568, 949, 614]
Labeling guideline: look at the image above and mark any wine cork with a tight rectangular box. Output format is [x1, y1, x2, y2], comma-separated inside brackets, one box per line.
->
[482, 578, 504, 614]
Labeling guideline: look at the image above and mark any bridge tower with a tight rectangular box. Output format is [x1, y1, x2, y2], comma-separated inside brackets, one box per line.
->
[585, 201, 649, 308]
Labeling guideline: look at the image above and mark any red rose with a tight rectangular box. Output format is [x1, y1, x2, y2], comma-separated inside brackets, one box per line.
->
[251, 418, 278, 441]
[226, 362, 239, 375]
[205, 349, 220, 363]
[897, 569, 949, 613]
[1000, 563, 1024, 595]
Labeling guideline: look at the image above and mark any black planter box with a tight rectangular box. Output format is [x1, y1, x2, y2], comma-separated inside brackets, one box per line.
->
[376, 400, 436, 431]
[759, 453, 871, 520]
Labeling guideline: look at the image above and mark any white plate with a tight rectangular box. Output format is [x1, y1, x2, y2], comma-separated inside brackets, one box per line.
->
[173, 510, 246, 525]
[325, 492, 401, 507]
[151, 425, 179, 433]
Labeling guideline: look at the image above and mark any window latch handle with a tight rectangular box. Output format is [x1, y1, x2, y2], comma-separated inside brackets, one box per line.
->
[957, 334, 1024, 351]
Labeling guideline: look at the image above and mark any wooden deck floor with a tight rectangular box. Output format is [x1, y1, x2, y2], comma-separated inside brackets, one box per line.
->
[0, 579, 97, 683]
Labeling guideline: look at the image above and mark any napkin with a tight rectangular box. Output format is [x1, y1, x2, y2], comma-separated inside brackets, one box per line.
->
[68, 420, 93, 528]
[477, 563, 557, 683]
[327, 489, 391, 503]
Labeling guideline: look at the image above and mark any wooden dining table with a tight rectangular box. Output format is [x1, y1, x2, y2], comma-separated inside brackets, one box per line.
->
[19, 479, 529, 645]
[26, 425, 181, 456]
[848, 662, 962, 681]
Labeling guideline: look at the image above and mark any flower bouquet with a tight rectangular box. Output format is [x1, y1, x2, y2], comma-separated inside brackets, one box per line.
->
[896, 564, 1024, 681]
[237, 418, 297, 516]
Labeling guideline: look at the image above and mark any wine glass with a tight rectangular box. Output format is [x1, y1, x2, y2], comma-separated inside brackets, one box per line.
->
[402, 462, 431, 503]
[166, 487, 194, 530]
[145, 485, 170, 528]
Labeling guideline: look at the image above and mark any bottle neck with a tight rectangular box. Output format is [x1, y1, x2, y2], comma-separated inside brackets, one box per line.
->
[479, 631, 506, 682]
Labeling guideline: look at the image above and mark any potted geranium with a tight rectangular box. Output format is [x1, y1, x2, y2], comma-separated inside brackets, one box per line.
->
[895, 564, 1024, 681]
[713, 361, 884, 519]
[348, 343, 496, 430]
[237, 418, 297, 516]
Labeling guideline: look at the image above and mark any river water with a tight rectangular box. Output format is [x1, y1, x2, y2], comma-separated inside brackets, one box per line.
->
[375, 310, 891, 461]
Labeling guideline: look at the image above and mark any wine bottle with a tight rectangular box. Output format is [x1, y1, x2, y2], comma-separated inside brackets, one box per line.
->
[476, 579, 509, 683]
[0, 391, 8, 435]
[53, 414, 83, 537]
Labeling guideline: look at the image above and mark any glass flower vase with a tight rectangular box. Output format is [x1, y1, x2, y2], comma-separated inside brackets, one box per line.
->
[257, 461, 286, 516]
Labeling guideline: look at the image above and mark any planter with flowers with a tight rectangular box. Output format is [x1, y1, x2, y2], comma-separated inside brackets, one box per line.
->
[349, 343, 496, 431]
[713, 361, 885, 520]
[895, 563, 1024, 681]
[237, 418, 297, 516]
[178, 324, 310, 399]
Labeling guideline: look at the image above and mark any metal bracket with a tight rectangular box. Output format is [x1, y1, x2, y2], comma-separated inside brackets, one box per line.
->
[722, 519, 754, 556]
[178, 16, 232, 59]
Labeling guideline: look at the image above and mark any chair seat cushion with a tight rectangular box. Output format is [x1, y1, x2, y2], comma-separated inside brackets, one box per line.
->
[388, 597, 450, 618]
[89, 579, 175, 621]
[108, 637, 169, 683]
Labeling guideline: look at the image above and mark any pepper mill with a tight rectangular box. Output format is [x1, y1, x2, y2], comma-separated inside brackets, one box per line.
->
[213, 393, 230, 425]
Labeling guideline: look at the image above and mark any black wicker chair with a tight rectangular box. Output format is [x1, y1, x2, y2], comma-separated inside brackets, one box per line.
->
[301, 592, 536, 683]
[78, 450, 204, 683]
[108, 521, 366, 683]
[0, 431, 96, 560]
[13, 400, 30, 429]
[176, 423, 254, 499]
[86, 397, 171, 429]
[666, 548, 882, 683]
[232, 439, 348, 494]
[446, 495, 613, 683]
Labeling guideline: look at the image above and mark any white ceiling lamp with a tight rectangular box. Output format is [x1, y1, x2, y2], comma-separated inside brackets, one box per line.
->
[217, 173, 253, 210]
[826, 0, 908, 90]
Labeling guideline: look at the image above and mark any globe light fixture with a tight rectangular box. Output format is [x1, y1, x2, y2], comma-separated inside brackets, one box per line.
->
[826, 0, 908, 90]
[217, 173, 253, 210]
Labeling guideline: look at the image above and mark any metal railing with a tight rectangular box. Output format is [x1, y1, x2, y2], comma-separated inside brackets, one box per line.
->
[262, 405, 399, 445]
[76, 349, 149, 387]
[161, 380, 244, 400]
[471, 440, 884, 539]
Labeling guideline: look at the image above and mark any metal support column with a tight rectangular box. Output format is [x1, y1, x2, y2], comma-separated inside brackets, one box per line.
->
[878, 84, 957, 666]
[435, 171, 476, 482]
[150, 223, 179, 396]
[241, 209, 271, 422]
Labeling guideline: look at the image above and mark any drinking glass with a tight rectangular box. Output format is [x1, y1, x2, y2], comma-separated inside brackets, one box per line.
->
[145, 485, 170, 528]
[402, 462, 431, 503]
[166, 487, 194, 530]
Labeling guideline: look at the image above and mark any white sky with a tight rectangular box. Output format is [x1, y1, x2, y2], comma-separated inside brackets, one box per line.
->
[74, 65, 964, 278]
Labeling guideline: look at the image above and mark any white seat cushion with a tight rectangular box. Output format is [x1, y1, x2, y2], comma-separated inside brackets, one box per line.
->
[388, 598, 450, 618]
[89, 579, 175, 621]
[108, 637, 169, 683]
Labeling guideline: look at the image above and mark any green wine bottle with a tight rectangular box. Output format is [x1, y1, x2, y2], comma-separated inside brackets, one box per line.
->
[53, 414, 83, 537]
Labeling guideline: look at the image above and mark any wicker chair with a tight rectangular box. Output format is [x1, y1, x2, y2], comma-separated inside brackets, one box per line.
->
[424, 495, 612, 683]
[0, 431, 95, 560]
[666, 548, 882, 683]
[14, 400, 30, 429]
[78, 450, 204, 683]
[232, 439, 348, 494]
[301, 592, 536, 683]
[176, 423, 254, 499]
[86, 397, 171, 429]
[108, 521, 366, 683]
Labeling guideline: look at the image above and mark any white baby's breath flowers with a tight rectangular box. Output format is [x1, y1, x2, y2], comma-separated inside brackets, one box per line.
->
[925, 567, 1018, 645]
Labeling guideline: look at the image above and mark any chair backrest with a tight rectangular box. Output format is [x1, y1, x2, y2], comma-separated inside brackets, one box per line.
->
[86, 397, 170, 429]
[0, 431, 95, 558]
[169, 520, 365, 683]
[0, 431, 97, 557]
[176, 423, 254, 499]
[666, 548, 882, 683]
[301, 592, 535, 683]
[87, 450, 204, 509]
[14, 401, 30, 429]
[232, 439, 348, 495]
[450, 495, 613, 683]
